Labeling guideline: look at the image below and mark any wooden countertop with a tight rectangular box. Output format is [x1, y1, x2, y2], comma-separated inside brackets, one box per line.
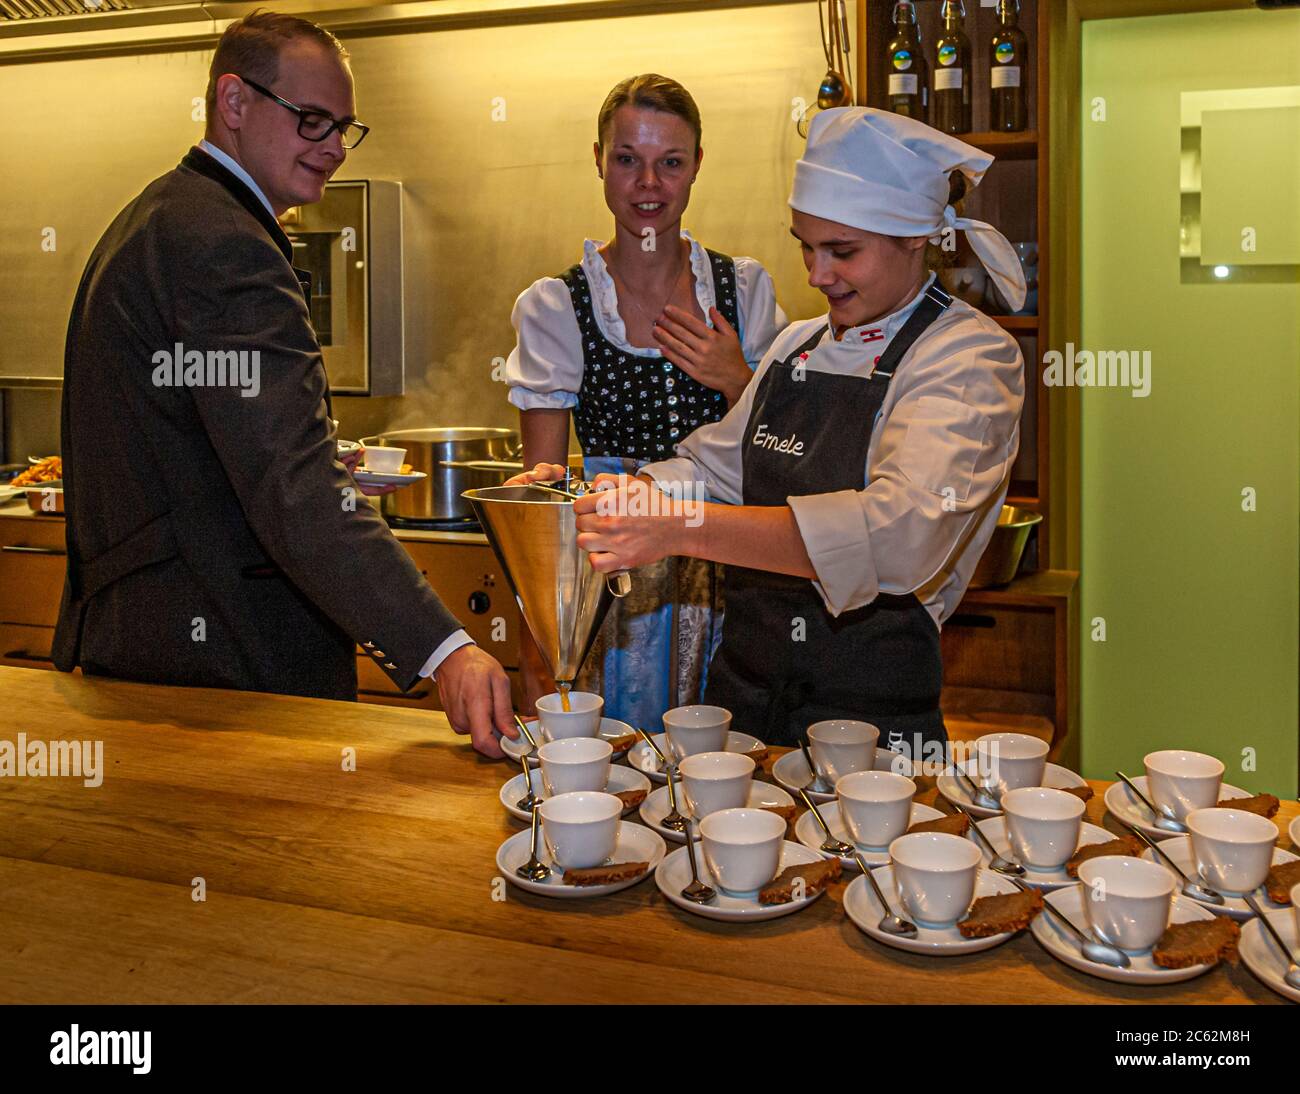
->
[0, 666, 1292, 1004]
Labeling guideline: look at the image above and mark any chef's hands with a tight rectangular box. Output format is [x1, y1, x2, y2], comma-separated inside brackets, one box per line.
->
[654, 305, 751, 407]
[436, 644, 517, 759]
[503, 462, 568, 488]
[339, 446, 398, 497]
[574, 474, 685, 572]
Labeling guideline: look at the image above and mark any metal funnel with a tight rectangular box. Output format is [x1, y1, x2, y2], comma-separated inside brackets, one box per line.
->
[464, 484, 617, 687]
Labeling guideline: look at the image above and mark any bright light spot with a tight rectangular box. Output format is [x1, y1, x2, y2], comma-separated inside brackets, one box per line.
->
[1213, 265, 1230, 278]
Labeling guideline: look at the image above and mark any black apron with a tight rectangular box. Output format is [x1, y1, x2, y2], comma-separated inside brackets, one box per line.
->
[703, 283, 954, 756]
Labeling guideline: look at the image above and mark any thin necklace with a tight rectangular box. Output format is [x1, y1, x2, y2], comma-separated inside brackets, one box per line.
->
[608, 242, 688, 325]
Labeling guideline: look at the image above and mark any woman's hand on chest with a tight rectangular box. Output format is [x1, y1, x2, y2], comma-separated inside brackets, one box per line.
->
[653, 305, 752, 407]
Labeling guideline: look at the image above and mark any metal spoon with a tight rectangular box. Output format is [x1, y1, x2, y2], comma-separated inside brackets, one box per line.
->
[514, 749, 542, 813]
[513, 713, 539, 752]
[680, 818, 716, 903]
[1012, 877, 1131, 968]
[1115, 817, 1223, 906]
[637, 728, 687, 832]
[795, 785, 854, 857]
[955, 763, 1001, 811]
[1115, 770, 1187, 833]
[950, 800, 1024, 877]
[1241, 890, 1300, 991]
[855, 852, 917, 937]
[797, 735, 832, 794]
[516, 804, 551, 882]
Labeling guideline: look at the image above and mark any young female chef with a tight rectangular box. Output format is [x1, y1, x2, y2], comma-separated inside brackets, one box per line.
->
[503, 74, 785, 730]
[517, 107, 1026, 756]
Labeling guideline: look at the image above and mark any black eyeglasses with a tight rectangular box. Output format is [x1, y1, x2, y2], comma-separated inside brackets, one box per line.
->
[239, 76, 370, 149]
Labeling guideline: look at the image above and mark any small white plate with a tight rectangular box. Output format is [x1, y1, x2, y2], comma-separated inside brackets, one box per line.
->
[336, 439, 362, 457]
[1290, 814, 1300, 852]
[1239, 911, 1300, 1003]
[1029, 884, 1219, 984]
[627, 731, 766, 784]
[639, 782, 795, 844]
[654, 840, 829, 922]
[973, 816, 1116, 891]
[496, 821, 665, 899]
[353, 468, 427, 487]
[499, 765, 651, 823]
[1139, 835, 1297, 921]
[843, 865, 1022, 955]
[793, 801, 945, 869]
[771, 747, 915, 804]
[936, 761, 1089, 819]
[1102, 775, 1251, 842]
[501, 717, 637, 766]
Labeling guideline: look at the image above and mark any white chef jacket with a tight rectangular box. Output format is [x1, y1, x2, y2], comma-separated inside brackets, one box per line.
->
[639, 273, 1025, 629]
[504, 231, 786, 409]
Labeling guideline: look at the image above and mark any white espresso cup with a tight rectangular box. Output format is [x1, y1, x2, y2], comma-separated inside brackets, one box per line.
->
[699, 807, 785, 895]
[361, 445, 406, 473]
[1002, 786, 1086, 870]
[679, 751, 755, 819]
[662, 704, 731, 762]
[807, 720, 879, 785]
[535, 691, 604, 741]
[1292, 883, 1300, 939]
[836, 770, 917, 849]
[538, 790, 622, 870]
[1144, 750, 1224, 823]
[889, 832, 981, 927]
[1077, 855, 1175, 954]
[1185, 807, 1277, 895]
[537, 736, 612, 797]
[973, 732, 1049, 795]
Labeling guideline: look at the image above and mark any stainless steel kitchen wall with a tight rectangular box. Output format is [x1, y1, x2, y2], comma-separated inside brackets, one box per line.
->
[0, 2, 831, 455]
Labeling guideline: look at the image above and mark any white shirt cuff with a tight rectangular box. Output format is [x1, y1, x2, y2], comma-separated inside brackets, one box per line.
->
[419, 629, 475, 679]
[507, 386, 577, 412]
[787, 491, 880, 616]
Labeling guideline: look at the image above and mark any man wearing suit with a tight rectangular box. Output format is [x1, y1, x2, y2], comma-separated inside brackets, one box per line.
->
[55, 11, 516, 757]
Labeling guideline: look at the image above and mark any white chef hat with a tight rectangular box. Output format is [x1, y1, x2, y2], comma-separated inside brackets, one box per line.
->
[790, 107, 1026, 312]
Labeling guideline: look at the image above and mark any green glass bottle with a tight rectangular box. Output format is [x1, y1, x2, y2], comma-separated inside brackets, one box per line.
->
[932, 0, 972, 135]
[990, 0, 1030, 132]
[886, 1, 928, 122]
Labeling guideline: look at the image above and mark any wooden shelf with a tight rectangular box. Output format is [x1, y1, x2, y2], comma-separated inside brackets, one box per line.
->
[992, 314, 1038, 331]
[966, 130, 1039, 160]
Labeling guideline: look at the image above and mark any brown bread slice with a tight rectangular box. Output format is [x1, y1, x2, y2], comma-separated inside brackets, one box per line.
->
[758, 857, 842, 905]
[760, 803, 798, 823]
[907, 813, 970, 837]
[562, 861, 649, 886]
[1152, 917, 1241, 969]
[1065, 835, 1145, 878]
[614, 788, 647, 809]
[958, 889, 1044, 938]
[1222, 793, 1280, 819]
[1058, 785, 1095, 804]
[1265, 859, 1300, 905]
[606, 733, 638, 753]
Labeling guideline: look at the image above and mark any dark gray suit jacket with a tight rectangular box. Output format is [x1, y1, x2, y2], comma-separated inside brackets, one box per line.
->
[53, 146, 463, 700]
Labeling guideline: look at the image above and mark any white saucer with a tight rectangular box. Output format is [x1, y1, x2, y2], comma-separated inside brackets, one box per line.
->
[500, 717, 637, 766]
[627, 731, 766, 784]
[1029, 884, 1219, 984]
[499, 765, 651, 823]
[353, 468, 427, 487]
[771, 747, 914, 804]
[936, 761, 1089, 819]
[1290, 814, 1299, 851]
[1240, 911, 1300, 1003]
[496, 821, 665, 899]
[1139, 835, 1297, 920]
[973, 816, 1116, 890]
[793, 801, 945, 869]
[654, 840, 829, 922]
[639, 782, 796, 844]
[843, 865, 1022, 955]
[1102, 775, 1251, 841]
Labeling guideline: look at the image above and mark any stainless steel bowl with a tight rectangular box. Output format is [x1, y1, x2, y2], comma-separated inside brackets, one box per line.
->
[969, 505, 1042, 588]
[359, 427, 521, 523]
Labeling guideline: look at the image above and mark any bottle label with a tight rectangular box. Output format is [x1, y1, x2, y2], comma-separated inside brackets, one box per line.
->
[935, 68, 963, 91]
[892, 49, 913, 71]
[938, 43, 958, 66]
[991, 66, 1020, 88]
[889, 73, 919, 96]
[995, 41, 1016, 64]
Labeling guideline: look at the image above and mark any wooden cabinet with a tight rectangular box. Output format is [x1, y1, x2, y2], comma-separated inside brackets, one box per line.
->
[0, 513, 65, 669]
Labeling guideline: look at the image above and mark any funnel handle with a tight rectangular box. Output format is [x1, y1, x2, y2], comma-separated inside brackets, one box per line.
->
[606, 570, 632, 598]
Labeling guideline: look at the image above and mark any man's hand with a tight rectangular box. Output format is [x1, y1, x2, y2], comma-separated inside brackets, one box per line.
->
[504, 461, 568, 488]
[339, 445, 398, 497]
[435, 644, 517, 758]
[573, 474, 685, 572]
[654, 305, 752, 407]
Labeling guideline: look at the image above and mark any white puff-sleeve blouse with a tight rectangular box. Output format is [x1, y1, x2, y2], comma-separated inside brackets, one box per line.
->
[504, 230, 786, 411]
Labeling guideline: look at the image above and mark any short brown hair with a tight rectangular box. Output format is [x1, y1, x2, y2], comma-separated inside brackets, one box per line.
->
[205, 10, 349, 123]
[597, 74, 702, 153]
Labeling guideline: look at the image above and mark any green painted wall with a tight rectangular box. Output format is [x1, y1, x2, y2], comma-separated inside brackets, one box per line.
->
[1080, 7, 1299, 797]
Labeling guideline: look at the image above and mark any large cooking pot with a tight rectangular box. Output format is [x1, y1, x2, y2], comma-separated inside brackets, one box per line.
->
[359, 427, 522, 522]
